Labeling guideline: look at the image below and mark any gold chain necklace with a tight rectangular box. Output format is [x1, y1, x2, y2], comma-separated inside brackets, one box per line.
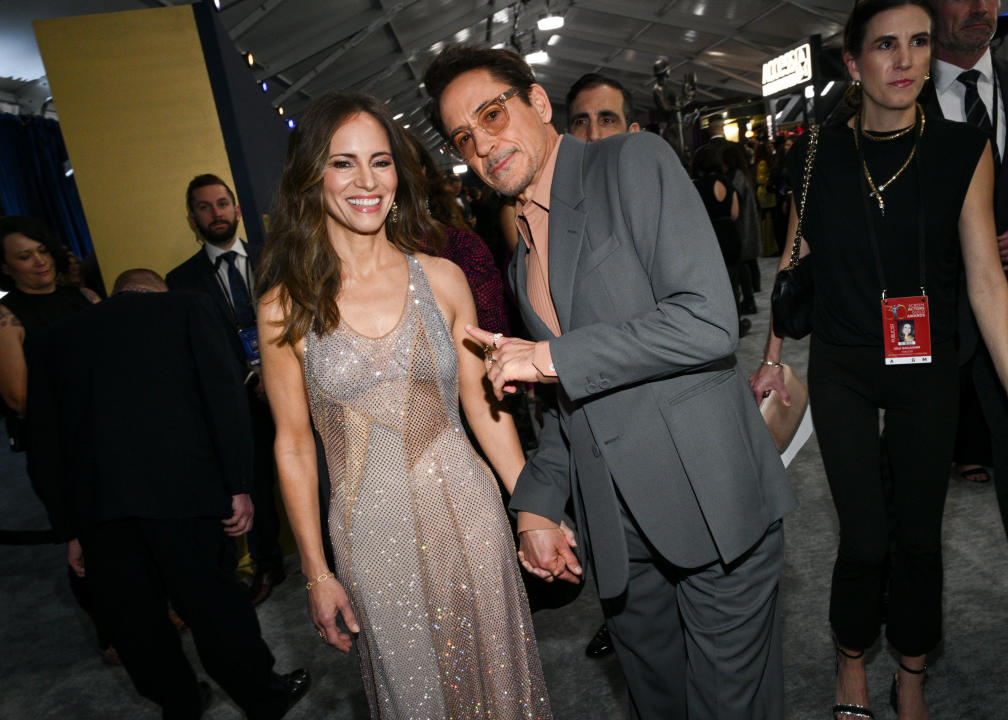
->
[860, 123, 914, 141]
[854, 104, 925, 216]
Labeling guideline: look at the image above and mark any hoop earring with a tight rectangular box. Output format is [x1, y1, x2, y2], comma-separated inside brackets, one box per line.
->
[390, 201, 400, 223]
[924, 72, 931, 82]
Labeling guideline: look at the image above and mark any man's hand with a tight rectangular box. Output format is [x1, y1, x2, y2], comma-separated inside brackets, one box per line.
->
[997, 230, 1008, 270]
[517, 523, 582, 584]
[749, 363, 790, 407]
[67, 538, 85, 578]
[222, 493, 254, 537]
[308, 575, 360, 653]
[466, 325, 556, 401]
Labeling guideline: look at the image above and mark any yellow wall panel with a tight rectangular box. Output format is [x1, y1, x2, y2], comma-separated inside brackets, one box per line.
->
[34, 5, 244, 292]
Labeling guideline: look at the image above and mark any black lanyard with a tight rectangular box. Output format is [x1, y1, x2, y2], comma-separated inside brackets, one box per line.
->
[853, 118, 928, 302]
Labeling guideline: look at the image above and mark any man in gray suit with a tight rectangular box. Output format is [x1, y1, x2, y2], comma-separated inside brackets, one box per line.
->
[425, 47, 796, 719]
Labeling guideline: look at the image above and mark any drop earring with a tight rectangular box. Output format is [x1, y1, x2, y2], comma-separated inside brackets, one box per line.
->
[390, 201, 400, 223]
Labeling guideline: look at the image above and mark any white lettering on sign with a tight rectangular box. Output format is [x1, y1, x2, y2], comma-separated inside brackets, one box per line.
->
[762, 43, 813, 96]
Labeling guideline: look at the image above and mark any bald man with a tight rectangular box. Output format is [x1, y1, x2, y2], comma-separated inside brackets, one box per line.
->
[27, 269, 309, 719]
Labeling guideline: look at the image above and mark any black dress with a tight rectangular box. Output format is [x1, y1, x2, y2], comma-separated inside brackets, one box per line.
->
[693, 173, 742, 266]
[787, 116, 987, 656]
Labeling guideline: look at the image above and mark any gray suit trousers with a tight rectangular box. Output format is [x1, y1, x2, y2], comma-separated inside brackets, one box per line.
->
[604, 498, 785, 720]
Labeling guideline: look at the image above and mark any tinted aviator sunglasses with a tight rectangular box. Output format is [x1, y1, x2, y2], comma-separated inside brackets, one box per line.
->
[443, 87, 522, 161]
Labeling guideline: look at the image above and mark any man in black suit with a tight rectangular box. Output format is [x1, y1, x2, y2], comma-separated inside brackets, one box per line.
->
[920, 0, 1008, 540]
[26, 269, 309, 719]
[167, 174, 286, 602]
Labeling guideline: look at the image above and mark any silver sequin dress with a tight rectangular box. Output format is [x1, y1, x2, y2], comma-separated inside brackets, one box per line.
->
[304, 255, 552, 720]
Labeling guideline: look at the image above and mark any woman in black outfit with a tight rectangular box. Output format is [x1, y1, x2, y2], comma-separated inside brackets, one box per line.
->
[750, 2, 1008, 719]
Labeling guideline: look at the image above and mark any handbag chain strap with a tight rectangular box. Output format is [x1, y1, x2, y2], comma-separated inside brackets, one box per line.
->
[788, 124, 820, 270]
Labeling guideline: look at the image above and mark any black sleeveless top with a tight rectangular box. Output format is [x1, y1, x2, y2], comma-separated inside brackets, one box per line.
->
[787, 117, 987, 347]
[1, 285, 92, 449]
[1, 285, 93, 356]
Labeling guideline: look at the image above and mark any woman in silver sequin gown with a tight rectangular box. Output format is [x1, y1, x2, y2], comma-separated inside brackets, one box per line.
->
[257, 93, 553, 720]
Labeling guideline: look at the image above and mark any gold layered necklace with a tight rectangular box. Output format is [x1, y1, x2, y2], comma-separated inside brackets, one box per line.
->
[854, 103, 925, 216]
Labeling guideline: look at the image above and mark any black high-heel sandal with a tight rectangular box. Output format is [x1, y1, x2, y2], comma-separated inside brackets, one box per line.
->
[889, 660, 927, 714]
[832, 647, 874, 719]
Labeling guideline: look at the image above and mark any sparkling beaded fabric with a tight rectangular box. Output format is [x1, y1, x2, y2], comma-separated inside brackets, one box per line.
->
[305, 255, 551, 720]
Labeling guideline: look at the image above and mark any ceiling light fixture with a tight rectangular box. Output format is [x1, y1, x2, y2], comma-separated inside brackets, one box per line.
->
[244, 52, 254, 67]
[537, 13, 563, 30]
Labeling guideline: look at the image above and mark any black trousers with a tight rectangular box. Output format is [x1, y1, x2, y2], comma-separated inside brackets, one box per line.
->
[248, 396, 284, 574]
[809, 339, 957, 656]
[972, 345, 1008, 541]
[81, 516, 287, 719]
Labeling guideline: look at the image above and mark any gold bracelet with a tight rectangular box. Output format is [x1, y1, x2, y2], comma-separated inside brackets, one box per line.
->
[305, 572, 333, 591]
[761, 360, 784, 368]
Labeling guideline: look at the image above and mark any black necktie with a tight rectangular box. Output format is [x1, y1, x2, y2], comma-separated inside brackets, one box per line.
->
[220, 250, 256, 328]
[958, 69, 993, 133]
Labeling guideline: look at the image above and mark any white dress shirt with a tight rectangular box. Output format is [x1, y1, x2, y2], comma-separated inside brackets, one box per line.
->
[933, 49, 1005, 159]
[202, 238, 252, 309]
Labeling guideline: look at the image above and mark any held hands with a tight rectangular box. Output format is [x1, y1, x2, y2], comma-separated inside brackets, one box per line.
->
[517, 517, 582, 584]
[749, 363, 791, 407]
[222, 493, 254, 537]
[997, 230, 1008, 270]
[67, 538, 85, 578]
[307, 573, 360, 653]
[465, 325, 556, 401]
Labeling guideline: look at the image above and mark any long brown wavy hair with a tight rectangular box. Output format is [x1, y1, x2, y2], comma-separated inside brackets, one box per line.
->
[257, 92, 443, 346]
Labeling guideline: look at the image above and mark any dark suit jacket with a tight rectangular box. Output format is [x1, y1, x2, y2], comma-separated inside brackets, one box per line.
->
[165, 241, 263, 370]
[26, 291, 253, 540]
[918, 51, 1008, 359]
[507, 133, 796, 598]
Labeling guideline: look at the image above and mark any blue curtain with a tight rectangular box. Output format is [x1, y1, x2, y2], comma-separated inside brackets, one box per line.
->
[0, 114, 93, 258]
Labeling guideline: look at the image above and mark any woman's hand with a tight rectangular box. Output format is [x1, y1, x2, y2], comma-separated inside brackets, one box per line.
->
[307, 575, 360, 653]
[749, 363, 791, 407]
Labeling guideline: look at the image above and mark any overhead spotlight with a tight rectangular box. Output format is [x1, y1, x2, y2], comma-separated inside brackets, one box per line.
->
[287, 119, 296, 129]
[524, 34, 548, 65]
[537, 13, 564, 31]
[277, 106, 284, 116]
[452, 165, 468, 175]
[538, 0, 564, 31]
[393, 112, 405, 120]
[260, 81, 268, 92]
[212, 0, 221, 9]
[244, 52, 254, 67]
[403, 123, 411, 129]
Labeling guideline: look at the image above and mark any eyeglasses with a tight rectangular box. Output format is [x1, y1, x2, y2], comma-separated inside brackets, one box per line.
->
[444, 87, 522, 160]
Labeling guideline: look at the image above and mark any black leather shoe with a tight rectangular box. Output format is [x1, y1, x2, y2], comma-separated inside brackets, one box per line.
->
[738, 318, 752, 338]
[585, 624, 613, 658]
[248, 568, 287, 606]
[274, 668, 311, 718]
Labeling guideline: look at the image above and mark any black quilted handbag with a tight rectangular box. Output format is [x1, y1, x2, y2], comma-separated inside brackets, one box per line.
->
[771, 125, 818, 340]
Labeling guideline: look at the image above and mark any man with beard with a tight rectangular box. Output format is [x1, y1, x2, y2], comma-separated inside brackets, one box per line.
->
[920, 0, 1008, 540]
[167, 174, 286, 603]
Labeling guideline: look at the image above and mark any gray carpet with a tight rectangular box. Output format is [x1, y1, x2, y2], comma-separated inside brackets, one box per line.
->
[2, 257, 1007, 719]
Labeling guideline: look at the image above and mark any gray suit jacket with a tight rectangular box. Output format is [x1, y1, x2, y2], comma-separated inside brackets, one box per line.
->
[508, 133, 797, 599]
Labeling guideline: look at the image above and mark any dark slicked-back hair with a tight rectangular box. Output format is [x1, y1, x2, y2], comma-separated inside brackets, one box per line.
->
[423, 45, 537, 141]
[565, 73, 635, 127]
[841, 0, 933, 112]
[185, 173, 235, 212]
[257, 92, 442, 347]
[845, 0, 932, 56]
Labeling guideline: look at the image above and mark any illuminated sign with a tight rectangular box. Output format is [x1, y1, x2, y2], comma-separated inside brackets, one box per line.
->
[762, 43, 813, 96]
